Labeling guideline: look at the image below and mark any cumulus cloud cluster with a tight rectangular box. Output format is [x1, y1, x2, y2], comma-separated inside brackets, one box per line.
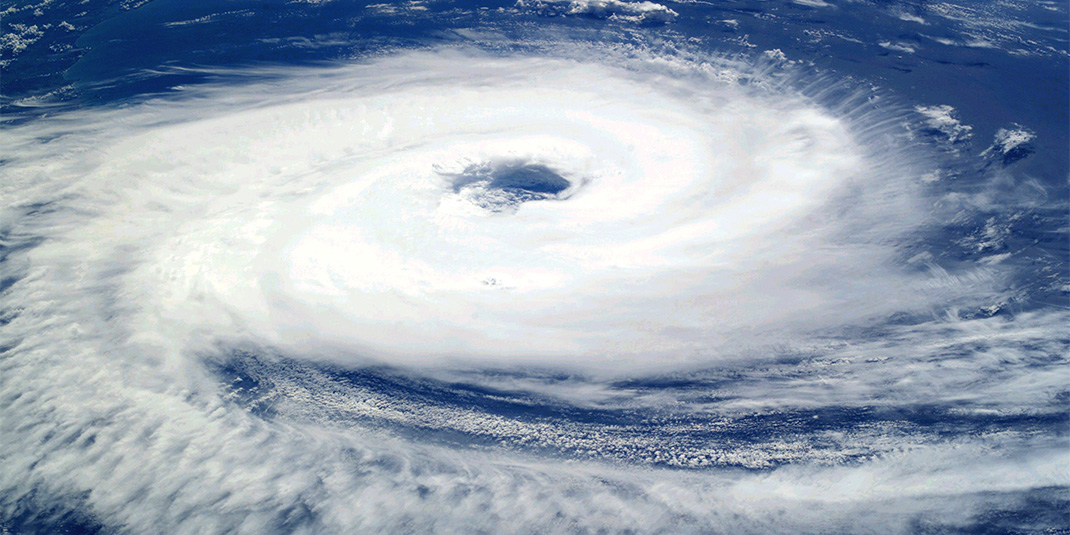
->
[516, 0, 678, 24]
[915, 104, 973, 145]
[982, 123, 1036, 165]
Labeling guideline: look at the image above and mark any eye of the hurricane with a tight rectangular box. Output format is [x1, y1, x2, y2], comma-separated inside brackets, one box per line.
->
[439, 160, 576, 213]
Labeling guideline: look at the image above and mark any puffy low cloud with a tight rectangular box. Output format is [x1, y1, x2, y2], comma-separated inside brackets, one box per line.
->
[915, 104, 973, 145]
[517, 0, 678, 24]
[982, 123, 1036, 165]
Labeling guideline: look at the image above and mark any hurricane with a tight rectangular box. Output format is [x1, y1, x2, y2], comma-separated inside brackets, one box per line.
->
[2, 1, 1068, 534]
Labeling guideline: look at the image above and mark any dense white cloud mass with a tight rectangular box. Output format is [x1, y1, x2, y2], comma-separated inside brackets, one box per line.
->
[3, 49, 974, 368]
[516, 0, 678, 24]
[2, 45, 1067, 534]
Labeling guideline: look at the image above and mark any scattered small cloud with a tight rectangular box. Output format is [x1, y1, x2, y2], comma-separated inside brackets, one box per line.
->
[982, 124, 1036, 165]
[897, 12, 927, 24]
[879, 40, 917, 54]
[915, 104, 973, 144]
[763, 48, 787, 61]
[0, 23, 45, 56]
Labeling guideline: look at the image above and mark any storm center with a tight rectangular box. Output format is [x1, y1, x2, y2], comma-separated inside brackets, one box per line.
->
[438, 160, 575, 213]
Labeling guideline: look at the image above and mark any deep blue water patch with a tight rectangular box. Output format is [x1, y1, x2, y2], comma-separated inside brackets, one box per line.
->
[911, 486, 1070, 535]
[1, 490, 108, 535]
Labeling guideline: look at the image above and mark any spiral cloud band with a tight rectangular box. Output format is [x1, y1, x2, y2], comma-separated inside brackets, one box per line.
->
[3, 44, 1067, 533]
[14, 50, 945, 366]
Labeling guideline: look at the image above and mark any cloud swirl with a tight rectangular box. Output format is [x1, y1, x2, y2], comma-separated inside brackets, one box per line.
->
[2, 44, 1066, 534]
